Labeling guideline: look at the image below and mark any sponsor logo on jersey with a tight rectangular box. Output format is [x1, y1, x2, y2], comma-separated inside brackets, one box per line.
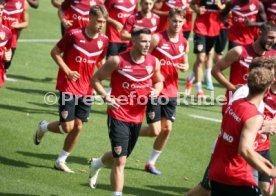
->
[146, 65, 153, 74]
[179, 45, 184, 53]
[151, 18, 156, 25]
[249, 3, 256, 11]
[15, 1, 22, 9]
[148, 111, 155, 120]
[0, 32, 5, 40]
[114, 146, 122, 155]
[61, 110, 68, 120]
[97, 40, 103, 49]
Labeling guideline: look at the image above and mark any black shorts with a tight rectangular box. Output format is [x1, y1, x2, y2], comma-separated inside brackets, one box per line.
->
[59, 92, 92, 123]
[200, 161, 212, 190]
[211, 181, 262, 196]
[107, 116, 141, 158]
[215, 29, 228, 55]
[228, 41, 241, 50]
[193, 33, 217, 54]
[146, 97, 177, 124]
[107, 42, 128, 58]
[258, 149, 273, 183]
[183, 31, 191, 40]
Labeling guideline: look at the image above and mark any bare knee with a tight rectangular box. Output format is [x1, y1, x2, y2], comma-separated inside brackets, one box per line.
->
[114, 156, 127, 169]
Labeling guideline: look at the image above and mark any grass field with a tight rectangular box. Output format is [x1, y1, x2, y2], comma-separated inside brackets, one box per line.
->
[0, 1, 275, 196]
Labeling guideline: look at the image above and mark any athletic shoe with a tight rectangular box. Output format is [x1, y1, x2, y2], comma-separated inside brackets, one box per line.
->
[54, 161, 74, 173]
[196, 91, 204, 98]
[269, 178, 275, 195]
[89, 158, 101, 189]
[184, 77, 193, 96]
[206, 81, 214, 91]
[33, 120, 48, 145]
[144, 164, 161, 175]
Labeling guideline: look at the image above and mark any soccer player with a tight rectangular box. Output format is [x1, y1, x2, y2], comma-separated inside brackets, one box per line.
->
[140, 7, 189, 175]
[0, 0, 12, 87]
[212, 21, 276, 114]
[209, 66, 276, 196]
[3, 0, 29, 72]
[120, 0, 160, 42]
[33, 5, 109, 173]
[88, 28, 164, 196]
[184, 0, 223, 97]
[58, 0, 104, 36]
[104, 0, 138, 58]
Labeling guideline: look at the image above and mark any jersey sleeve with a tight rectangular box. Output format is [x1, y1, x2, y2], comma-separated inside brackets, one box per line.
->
[56, 30, 74, 52]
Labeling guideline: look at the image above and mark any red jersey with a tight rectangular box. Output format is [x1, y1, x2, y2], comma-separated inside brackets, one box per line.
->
[108, 51, 157, 124]
[3, 0, 25, 48]
[193, 0, 221, 36]
[0, 24, 12, 87]
[105, 0, 138, 43]
[61, 0, 104, 31]
[222, 44, 276, 113]
[182, 0, 193, 32]
[56, 28, 108, 96]
[256, 89, 276, 151]
[151, 31, 188, 97]
[209, 98, 261, 186]
[228, 0, 259, 45]
[264, 0, 276, 23]
[155, 0, 186, 33]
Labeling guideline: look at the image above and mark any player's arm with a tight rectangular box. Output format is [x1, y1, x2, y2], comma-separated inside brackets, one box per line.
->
[152, 0, 168, 17]
[177, 42, 189, 72]
[27, 0, 39, 9]
[244, 2, 266, 27]
[212, 46, 242, 91]
[190, 0, 205, 15]
[239, 115, 276, 177]
[120, 29, 131, 40]
[91, 56, 120, 109]
[51, 0, 61, 9]
[58, 1, 73, 29]
[219, 1, 232, 27]
[50, 45, 80, 81]
[150, 58, 164, 98]
[107, 17, 124, 32]
[12, 0, 29, 29]
[149, 33, 159, 53]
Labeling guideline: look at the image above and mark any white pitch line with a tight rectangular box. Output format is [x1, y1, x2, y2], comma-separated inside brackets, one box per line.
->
[189, 114, 222, 123]
[18, 39, 58, 43]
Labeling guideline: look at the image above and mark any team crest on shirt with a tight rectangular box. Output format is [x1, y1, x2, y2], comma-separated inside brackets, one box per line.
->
[146, 65, 153, 74]
[15, 1, 22, 9]
[249, 4, 256, 11]
[61, 110, 68, 120]
[114, 146, 122, 155]
[197, 44, 203, 52]
[151, 18, 157, 26]
[179, 45, 184, 53]
[0, 32, 5, 40]
[148, 111, 155, 120]
[97, 40, 103, 49]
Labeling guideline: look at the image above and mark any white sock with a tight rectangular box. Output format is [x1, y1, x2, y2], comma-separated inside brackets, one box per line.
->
[148, 149, 162, 165]
[92, 157, 104, 169]
[112, 192, 122, 196]
[56, 150, 70, 163]
[40, 122, 48, 133]
[205, 68, 212, 83]
[196, 82, 202, 92]
[188, 72, 195, 83]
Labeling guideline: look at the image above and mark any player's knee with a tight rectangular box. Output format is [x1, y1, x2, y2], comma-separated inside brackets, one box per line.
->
[114, 156, 127, 168]
[59, 123, 73, 133]
[161, 126, 172, 135]
[150, 126, 161, 137]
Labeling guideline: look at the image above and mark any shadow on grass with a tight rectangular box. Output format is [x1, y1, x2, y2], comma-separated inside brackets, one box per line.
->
[16, 151, 89, 166]
[0, 104, 57, 116]
[7, 74, 55, 83]
[0, 156, 52, 169]
[80, 183, 181, 196]
[146, 185, 189, 194]
[6, 87, 53, 96]
[0, 193, 38, 196]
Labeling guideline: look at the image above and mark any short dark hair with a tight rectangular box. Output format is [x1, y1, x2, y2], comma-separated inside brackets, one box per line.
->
[0, 0, 5, 5]
[249, 56, 276, 71]
[260, 21, 276, 34]
[89, 5, 108, 19]
[168, 7, 186, 19]
[248, 67, 273, 95]
[131, 28, 151, 38]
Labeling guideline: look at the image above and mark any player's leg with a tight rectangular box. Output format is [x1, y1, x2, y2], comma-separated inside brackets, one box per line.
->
[258, 150, 273, 196]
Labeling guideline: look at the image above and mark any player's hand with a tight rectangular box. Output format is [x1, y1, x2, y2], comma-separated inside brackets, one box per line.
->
[11, 20, 20, 29]
[149, 88, 158, 99]
[68, 71, 80, 81]
[260, 120, 276, 135]
[105, 95, 120, 110]
[62, 19, 73, 29]
[177, 63, 189, 72]
[4, 48, 12, 62]
[244, 18, 253, 26]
